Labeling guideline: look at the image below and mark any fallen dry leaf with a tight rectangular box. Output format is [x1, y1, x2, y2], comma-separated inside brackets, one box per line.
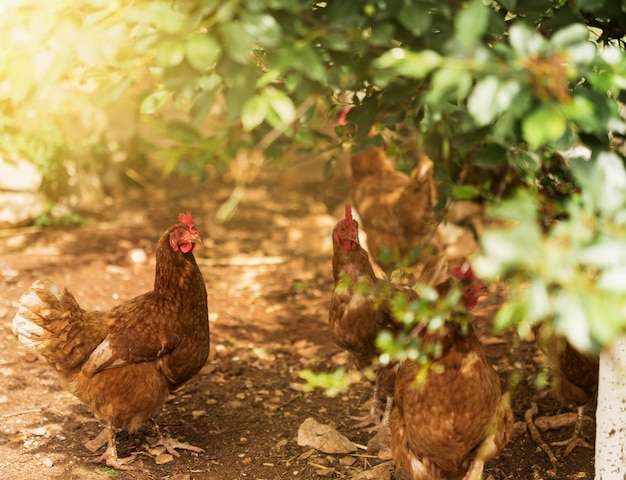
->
[350, 461, 393, 480]
[297, 417, 357, 454]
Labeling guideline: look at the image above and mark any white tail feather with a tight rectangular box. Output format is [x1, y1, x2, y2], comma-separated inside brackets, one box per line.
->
[12, 279, 63, 349]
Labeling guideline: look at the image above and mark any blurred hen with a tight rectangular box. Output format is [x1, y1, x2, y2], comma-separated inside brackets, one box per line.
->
[350, 146, 441, 272]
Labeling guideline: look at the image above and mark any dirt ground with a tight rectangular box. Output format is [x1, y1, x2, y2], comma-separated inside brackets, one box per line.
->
[0, 171, 595, 479]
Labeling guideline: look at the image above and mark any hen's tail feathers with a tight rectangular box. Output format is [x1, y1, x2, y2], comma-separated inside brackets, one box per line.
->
[13, 279, 87, 376]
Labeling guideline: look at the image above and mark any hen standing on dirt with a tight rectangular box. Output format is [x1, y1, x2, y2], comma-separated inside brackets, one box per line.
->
[329, 203, 417, 429]
[350, 146, 440, 266]
[12, 212, 210, 469]
[390, 268, 513, 480]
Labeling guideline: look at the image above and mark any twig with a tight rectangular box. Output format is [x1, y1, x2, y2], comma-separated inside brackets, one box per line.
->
[2, 409, 42, 418]
[278, 394, 302, 410]
[525, 401, 559, 475]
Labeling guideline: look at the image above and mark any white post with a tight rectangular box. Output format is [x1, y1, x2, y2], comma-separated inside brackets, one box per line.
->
[595, 336, 626, 479]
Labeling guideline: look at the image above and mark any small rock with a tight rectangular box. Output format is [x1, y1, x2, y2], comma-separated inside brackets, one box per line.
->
[170, 475, 191, 480]
[154, 453, 174, 464]
[339, 456, 356, 466]
[0, 191, 46, 228]
[42, 457, 53, 467]
[0, 158, 42, 191]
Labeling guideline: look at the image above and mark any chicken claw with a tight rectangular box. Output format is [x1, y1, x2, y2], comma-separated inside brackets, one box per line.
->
[350, 395, 393, 432]
[150, 436, 205, 457]
[89, 426, 137, 470]
[147, 419, 204, 457]
[550, 405, 594, 456]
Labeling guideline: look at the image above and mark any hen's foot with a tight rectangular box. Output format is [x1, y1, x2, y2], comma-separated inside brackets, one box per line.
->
[350, 411, 383, 431]
[552, 435, 594, 456]
[550, 405, 594, 456]
[150, 436, 205, 457]
[93, 446, 137, 470]
[351, 395, 393, 433]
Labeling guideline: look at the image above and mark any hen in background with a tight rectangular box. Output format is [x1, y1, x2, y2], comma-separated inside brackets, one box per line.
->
[330, 203, 417, 430]
[13, 212, 210, 469]
[534, 325, 598, 455]
[390, 266, 512, 480]
[350, 146, 441, 274]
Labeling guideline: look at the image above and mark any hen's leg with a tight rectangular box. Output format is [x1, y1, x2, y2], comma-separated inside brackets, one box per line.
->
[551, 405, 594, 456]
[148, 420, 204, 457]
[462, 458, 484, 480]
[380, 395, 393, 427]
[91, 426, 137, 470]
[350, 382, 393, 432]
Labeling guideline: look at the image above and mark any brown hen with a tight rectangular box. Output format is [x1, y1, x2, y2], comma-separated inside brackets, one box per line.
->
[390, 269, 512, 480]
[12, 212, 209, 468]
[350, 146, 441, 269]
[329, 203, 418, 429]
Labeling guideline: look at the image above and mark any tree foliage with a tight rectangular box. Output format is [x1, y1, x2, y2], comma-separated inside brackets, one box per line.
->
[2, 0, 626, 349]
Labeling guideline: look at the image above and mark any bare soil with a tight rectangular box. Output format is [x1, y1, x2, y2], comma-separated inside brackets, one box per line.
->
[0, 173, 594, 479]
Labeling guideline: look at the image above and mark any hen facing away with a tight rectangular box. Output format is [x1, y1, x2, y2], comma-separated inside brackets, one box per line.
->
[534, 324, 599, 456]
[350, 146, 441, 271]
[390, 314, 513, 480]
[13, 212, 210, 469]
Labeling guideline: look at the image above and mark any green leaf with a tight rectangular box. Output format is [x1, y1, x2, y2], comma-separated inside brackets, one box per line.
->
[241, 94, 269, 131]
[398, 2, 432, 36]
[455, 0, 489, 53]
[219, 22, 253, 64]
[425, 68, 472, 105]
[156, 37, 185, 68]
[599, 266, 626, 292]
[554, 291, 592, 352]
[92, 75, 133, 106]
[467, 76, 521, 126]
[493, 301, 526, 333]
[563, 94, 598, 134]
[508, 24, 546, 58]
[451, 184, 481, 200]
[266, 88, 296, 125]
[165, 120, 202, 144]
[526, 279, 550, 323]
[490, 190, 538, 223]
[593, 152, 626, 217]
[140, 90, 169, 115]
[550, 23, 590, 50]
[521, 106, 566, 148]
[373, 48, 441, 82]
[190, 90, 216, 125]
[185, 35, 221, 71]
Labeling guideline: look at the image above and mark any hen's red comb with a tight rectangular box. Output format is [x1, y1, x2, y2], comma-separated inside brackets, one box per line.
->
[452, 263, 475, 280]
[178, 212, 195, 228]
[345, 203, 352, 223]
